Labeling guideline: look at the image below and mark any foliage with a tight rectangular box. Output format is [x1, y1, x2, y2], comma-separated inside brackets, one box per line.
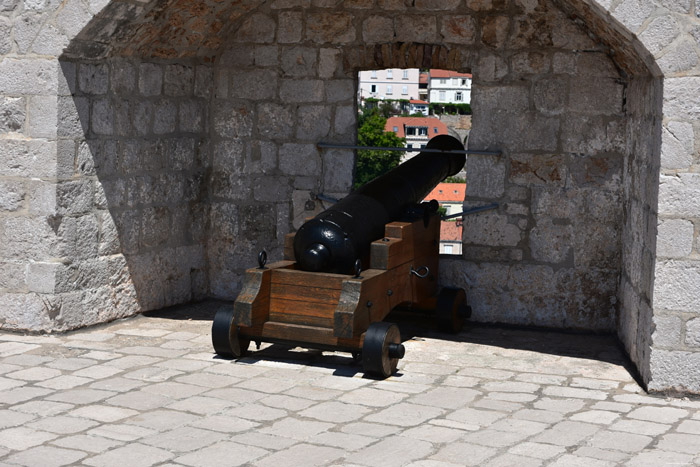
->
[429, 103, 472, 115]
[354, 107, 405, 190]
[444, 176, 466, 183]
[437, 206, 447, 217]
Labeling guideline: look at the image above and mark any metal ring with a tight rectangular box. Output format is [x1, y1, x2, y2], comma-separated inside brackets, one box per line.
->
[410, 265, 430, 278]
[258, 250, 267, 269]
[354, 258, 362, 278]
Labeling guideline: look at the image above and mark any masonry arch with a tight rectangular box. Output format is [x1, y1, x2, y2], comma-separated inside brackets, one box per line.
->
[52, 0, 662, 386]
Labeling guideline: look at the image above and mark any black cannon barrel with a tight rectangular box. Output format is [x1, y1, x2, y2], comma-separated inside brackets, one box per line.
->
[294, 135, 466, 274]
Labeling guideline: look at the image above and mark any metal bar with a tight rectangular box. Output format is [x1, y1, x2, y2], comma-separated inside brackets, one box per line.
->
[314, 193, 339, 204]
[317, 142, 500, 157]
[441, 203, 499, 220]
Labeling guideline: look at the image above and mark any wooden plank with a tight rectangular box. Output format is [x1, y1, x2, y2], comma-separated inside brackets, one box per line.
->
[262, 321, 338, 346]
[269, 312, 333, 328]
[334, 269, 390, 338]
[385, 221, 413, 239]
[270, 283, 341, 304]
[411, 253, 439, 303]
[271, 268, 346, 289]
[233, 268, 271, 327]
[269, 298, 335, 328]
[386, 262, 414, 310]
[370, 236, 414, 270]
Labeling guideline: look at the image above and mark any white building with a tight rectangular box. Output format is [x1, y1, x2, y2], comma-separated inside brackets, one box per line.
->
[428, 69, 472, 105]
[358, 68, 420, 102]
[409, 99, 429, 116]
[385, 116, 449, 162]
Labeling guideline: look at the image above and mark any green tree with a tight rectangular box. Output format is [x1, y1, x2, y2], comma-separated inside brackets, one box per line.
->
[354, 108, 405, 189]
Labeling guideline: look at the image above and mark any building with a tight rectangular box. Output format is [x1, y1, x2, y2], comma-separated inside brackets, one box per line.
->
[424, 183, 467, 255]
[418, 71, 429, 101]
[428, 69, 472, 105]
[358, 68, 420, 103]
[409, 99, 429, 116]
[384, 117, 449, 161]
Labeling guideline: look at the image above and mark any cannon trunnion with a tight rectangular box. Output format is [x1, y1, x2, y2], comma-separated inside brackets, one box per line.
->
[212, 136, 472, 378]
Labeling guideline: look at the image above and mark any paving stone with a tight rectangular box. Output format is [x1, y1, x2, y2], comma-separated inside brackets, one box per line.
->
[106, 391, 174, 411]
[372, 380, 432, 394]
[677, 419, 700, 434]
[0, 409, 35, 429]
[457, 367, 514, 380]
[402, 362, 461, 375]
[0, 377, 26, 391]
[588, 430, 652, 452]
[89, 377, 146, 392]
[623, 449, 696, 466]
[0, 363, 22, 374]
[226, 403, 287, 421]
[309, 375, 372, 390]
[83, 442, 173, 467]
[190, 415, 259, 433]
[346, 436, 434, 467]
[446, 407, 507, 426]
[609, 419, 671, 436]
[254, 443, 343, 467]
[154, 359, 213, 372]
[542, 386, 607, 400]
[6, 366, 62, 381]
[174, 372, 241, 388]
[442, 375, 481, 387]
[51, 434, 123, 453]
[230, 432, 298, 450]
[46, 357, 98, 371]
[531, 421, 600, 446]
[3, 444, 87, 467]
[656, 433, 700, 454]
[508, 442, 566, 460]
[488, 392, 538, 403]
[410, 387, 480, 409]
[167, 395, 237, 415]
[176, 441, 268, 467]
[431, 442, 498, 466]
[627, 406, 689, 424]
[26, 415, 99, 434]
[259, 394, 316, 411]
[140, 381, 209, 399]
[124, 409, 200, 430]
[570, 377, 620, 390]
[47, 389, 115, 404]
[591, 401, 633, 413]
[533, 397, 586, 413]
[237, 376, 298, 393]
[462, 428, 530, 448]
[37, 375, 93, 390]
[69, 405, 138, 422]
[203, 387, 267, 403]
[573, 446, 630, 462]
[514, 373, 567, 385]
[308, 431, 375, 450]
[483, 381, 540, 393]
[400, 424, 465, 443]
[87, 423, 157, 442]
[473, 398, 524, 412]
[548, 454, 615, 467]
[104, 356, 164, 370]
[512, 409, 564, 424]
[141, 426, 227, 452]
[489, 418, 549, 436]
[73, 365, 123, 379]
[341, 422, 403, 438]
[365, 402, 444, 426]
[261, 417, 333, 440]
[298, 401, 371, 423]
[122, 367, 183, 382]
[0, 426, 58, 450]
[11, 400, 73, 417]
[484, 454, 542, 467]
[571, 410, 621, 424]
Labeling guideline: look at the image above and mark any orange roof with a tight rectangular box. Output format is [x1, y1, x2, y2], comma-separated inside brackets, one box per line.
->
[419, 72, 429, 84]
[410, 99, 428, 104]
[384, 117, 448, 138]
[440, 221, 463, 242]
[430, 69, 473, 79]
[424, 183, 466, 203]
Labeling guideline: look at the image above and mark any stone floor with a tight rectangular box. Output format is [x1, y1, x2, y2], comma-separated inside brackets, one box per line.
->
[0, 302, 699, 467]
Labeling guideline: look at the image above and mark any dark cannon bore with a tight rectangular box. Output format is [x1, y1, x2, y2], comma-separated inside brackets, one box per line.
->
[294, 134, 466, 274]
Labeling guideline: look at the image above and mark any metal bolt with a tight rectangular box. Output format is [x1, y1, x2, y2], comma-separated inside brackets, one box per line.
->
[387, 289, 393, 296]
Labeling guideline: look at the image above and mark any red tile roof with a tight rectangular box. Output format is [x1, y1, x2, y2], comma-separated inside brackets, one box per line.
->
[440, 221, 462, 242]
[384, 117, 448, 138]
[409, 99, 429, 104]
[424, 183, 466, 203]
[430, 69, 473, 79]
[419, 72, 429, 84]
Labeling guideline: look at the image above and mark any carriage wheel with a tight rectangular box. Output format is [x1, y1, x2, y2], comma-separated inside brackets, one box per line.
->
[362, 322, 405, 378]
[211, 308, 251, 358]
[436, 287, 469, 333]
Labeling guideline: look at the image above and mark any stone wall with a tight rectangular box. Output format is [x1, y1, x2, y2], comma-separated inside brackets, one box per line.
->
[0, 0, 699, 393]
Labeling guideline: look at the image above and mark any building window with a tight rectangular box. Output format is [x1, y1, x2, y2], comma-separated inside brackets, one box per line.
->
[407, 143, 413, 149]
[461, 79, 468, 85]
[402, 86, 408, 95]
[387, 69, 393, 79]
[403, 70, 409, 79]
[407, 127, 415, 136]
[440, 78, 446, 84]
[444, 244, 453, 254]
[370, 84, 377, 93]
[439, 91, 446, 100]
[371, 70, 377, 78]
[434, 127, 439, 134]
[455, 92, 463, 101]
[393, 126, 398, 133]
[419, 127, 427, 136]
[387, 85, 392, 94]
[453, 78, 459, 85]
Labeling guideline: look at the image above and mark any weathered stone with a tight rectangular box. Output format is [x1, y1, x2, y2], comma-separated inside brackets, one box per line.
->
[509, 154, 566, 187]
[280, 47, 317, 78]
[163, 64, 194, 97]
[138, 63, 162, 96]
[279, 143, 320, 176]
[661, 121, 694, 170]
[465, 154, 504, 198]
[529, 218, 573, 264]
[213, 103, 254, 138]
[657, 38, 699, 75]
[296, 105, 331, 141]
[0, 96, 25, 133]
[362, 16, 393, 43]
[257, 103, 294, 140]
[481, 16, 509, 49]
[440, 15, 477, 44]
[0, 58, 58, 95]
[657, 219, 694, 258]
[658, 174, 700, 217]
[638, 15, 680, 56]
[686, 318, 700, 347]
[278, 11, 302, 44]
[235, 13, 276, 44]
[395, 15, 437, 43]
[306, 12, 355, 44]
[79, 63, 108, 95]
[649, 350, 700, 393]
[279, 79, 324, 103]
[462, 212, 523, 247]
[654, 260, 700, 312]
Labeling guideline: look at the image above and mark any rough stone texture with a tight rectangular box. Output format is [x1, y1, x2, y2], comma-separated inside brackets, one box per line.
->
[0, 0, 697, 394]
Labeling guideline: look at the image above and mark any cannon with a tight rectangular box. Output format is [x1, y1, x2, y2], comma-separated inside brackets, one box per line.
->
[212, 135, 472, 378]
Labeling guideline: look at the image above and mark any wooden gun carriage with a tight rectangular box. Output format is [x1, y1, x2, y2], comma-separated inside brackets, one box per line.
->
[212, 136, 471, 378]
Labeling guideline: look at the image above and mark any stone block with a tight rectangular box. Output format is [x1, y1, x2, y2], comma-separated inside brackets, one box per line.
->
[234, 13, 276, 43]
[0, 293, 51, 331]
[440, 15, 477, 44]
[253, 176, 293, 203]
[509, 153, 566, 187]
[661, 120, 694, 170]
[91, 98, 114, 136]
[649, 349, 700, 393]
[334, 105, 355, 136]
[529, 217, 573, 264]
[573, 222, 620, 268]
[465, 154, 504, 198]
[326, 79, 354, 103]
[279, 143, 320, 176]
[638, 15, 680, 56]
[213, 103, 254, 138]
[57, 179, 94, 216]
[306, 12, 355, 44]
[0, 216, 59, 261]
[686, 318, 700, 347]
[26, 262, 60, 294]
[28, 180, 57, 216]
[0, 96, 25, 133]
[279, 79, 324, 103]
[0, 139, 57, 179]
[152, 99, 177, 135]
[79, 63, 108, 95]
[0, 58, 58, 95]
[138, 63, 162, 96]
[658, 173, 700, 217]
[652, 313, 681, 348]
[229, 69, 278, 100]
[278, 11, 302, 44]
[0, 261, 26, 290]
[462, 211, 522, 247]
[179, 100, 204, 133]
[533, 76, 569, 115]
[322, 149, 354, 193]
[473, 85, 528, 112]
[27, 95, 58, 138]
[257, 103, 294, 140]
[296, 105, 331, 141]
[469, 111, 559, 152]
[140, 207, 170, 250]
[511, 51, 550, 74]
[654, 260, 700, 312]
[476, 54, 508, 82]
[318, 48, 341, 79]
[480, 15, 509, 49]
[362, 16, 394, 43]
[58, 96, 89, 138]
[163, 64, 194, 96]
[663, 77, 700, 119]
[210, 171, 252, 201]
[194, 65, 213, 99]
[0, 181, 25, 212]
[280, 47, 317, 78]
[657, 38, 699, 75]
[569, 153, 622, 190]
[656, 218, 694, 258]
[110, 60, 136, 95]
